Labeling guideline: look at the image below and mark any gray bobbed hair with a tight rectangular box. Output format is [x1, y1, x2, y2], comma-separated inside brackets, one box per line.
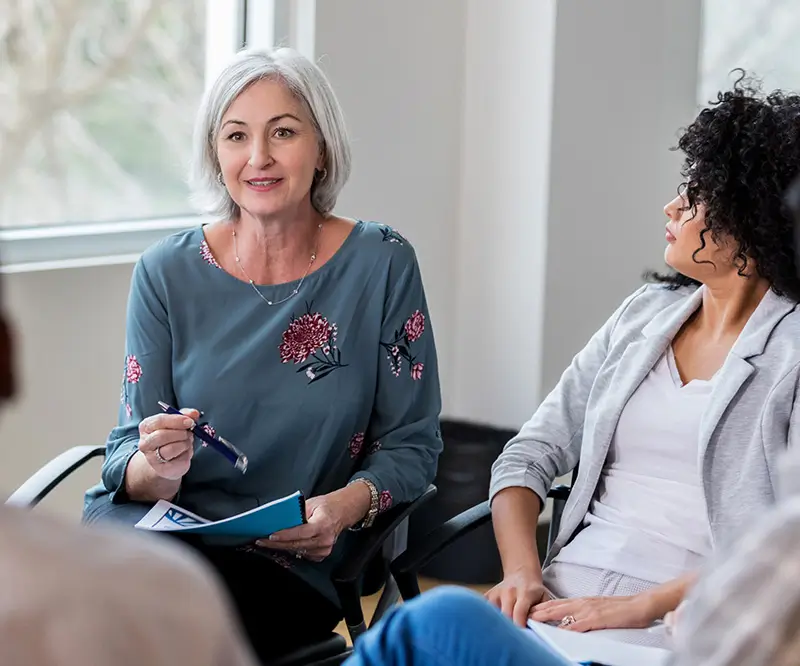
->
[189, 47, 352, 220]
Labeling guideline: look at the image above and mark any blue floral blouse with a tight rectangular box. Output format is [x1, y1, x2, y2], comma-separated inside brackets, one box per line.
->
[84, 221, 443, 604]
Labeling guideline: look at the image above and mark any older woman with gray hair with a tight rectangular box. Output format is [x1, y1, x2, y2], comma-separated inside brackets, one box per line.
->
[82, 47, 442, 659]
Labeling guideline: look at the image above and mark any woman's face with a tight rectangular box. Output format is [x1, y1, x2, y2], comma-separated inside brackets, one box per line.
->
[663, 191, 737, 281]
[216, 78, 323, 220]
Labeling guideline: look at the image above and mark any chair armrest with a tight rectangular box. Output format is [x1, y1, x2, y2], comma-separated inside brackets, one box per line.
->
[391, 499, 491, 579]
[332, 484, 437, 643]
[332, 484, 438, 586]
[391, 484, 573, 588]
[547, 484, 571, 502]
[5, 445, 106, 508]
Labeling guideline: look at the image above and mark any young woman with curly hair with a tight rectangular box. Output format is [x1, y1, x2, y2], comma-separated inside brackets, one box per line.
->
[340, 77, 800, 665]
[485, 75, 800, 647]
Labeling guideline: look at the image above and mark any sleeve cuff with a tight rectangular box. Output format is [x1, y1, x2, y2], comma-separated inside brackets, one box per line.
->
[349, 470, 384, 493]
[489, 469, 550, 507]
[104, 445, 139, 504]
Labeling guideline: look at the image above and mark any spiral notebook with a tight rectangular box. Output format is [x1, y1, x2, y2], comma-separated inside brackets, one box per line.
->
[526, 620, 671, 666]
[134, 491, 306, 539]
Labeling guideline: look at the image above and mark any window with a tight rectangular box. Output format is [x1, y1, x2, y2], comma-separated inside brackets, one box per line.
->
[0, 1, 207, 229]
[699, 0, 800, 102]
[0, 0, 315, 272]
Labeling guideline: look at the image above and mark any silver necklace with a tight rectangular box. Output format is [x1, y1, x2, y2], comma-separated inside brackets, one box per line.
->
[232, 222, 323, 306]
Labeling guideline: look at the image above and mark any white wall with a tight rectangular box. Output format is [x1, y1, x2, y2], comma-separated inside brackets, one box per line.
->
[0, 0, 704, 517]
[0, 264, 133, 515]
[449, 0, 556, 427]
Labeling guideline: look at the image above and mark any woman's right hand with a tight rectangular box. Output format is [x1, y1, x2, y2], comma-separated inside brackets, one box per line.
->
[486, 569, 551, 627]
[137, 408, 200, 480]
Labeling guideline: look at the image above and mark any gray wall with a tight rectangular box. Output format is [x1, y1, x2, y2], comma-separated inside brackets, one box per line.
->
[540, 0, 702, 394]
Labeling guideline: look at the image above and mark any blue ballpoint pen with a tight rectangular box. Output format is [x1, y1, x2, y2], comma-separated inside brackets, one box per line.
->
[158, 401, 248, 473]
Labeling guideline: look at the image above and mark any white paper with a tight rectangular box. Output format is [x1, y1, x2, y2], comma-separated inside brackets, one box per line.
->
[527, 620, 671, 666]
[135, 500, 211, 531]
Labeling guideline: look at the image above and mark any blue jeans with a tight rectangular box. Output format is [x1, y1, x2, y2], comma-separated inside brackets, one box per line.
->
[345, 586, 566, 666]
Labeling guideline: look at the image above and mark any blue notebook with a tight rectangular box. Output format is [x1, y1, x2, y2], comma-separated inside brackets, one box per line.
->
[134, 491, 306, 539]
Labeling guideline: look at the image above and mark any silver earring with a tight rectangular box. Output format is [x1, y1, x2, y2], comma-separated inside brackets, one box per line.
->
[316, 168, 328, 182]
[217, 172, 224, 185]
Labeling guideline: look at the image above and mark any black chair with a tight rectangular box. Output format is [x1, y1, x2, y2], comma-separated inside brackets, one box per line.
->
[390, 471, 576, 602]
[5, 445, 437, 666]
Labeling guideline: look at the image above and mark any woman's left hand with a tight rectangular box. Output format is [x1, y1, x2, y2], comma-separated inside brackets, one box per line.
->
[529, 594, 655, 632]
[255, 496, 344, 562]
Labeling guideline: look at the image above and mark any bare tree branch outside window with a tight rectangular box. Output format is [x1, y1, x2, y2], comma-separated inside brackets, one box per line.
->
[0, 0, 206, 228]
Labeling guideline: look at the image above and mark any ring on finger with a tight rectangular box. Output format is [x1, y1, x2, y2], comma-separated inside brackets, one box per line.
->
[559, 615, 577, 628]
[294, 549, 306, 559]
[155, 447, 169, 464]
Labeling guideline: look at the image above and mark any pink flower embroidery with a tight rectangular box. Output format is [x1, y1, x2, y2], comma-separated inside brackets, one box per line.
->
[280, 313, 336, 364]
[378, 490, 393, 513]
[266, 552, 294, 569]
[349, 432, 365, 458]
[125, 355, 142, 384]
[381, 309, 426, 379]
[367, 440, 382, 455]
[388, 346, 402, 377]
[125, 403, 133, 419]
[404, 311, 425, 342]
[200, 240, 221, 268]
[282, 305, 348, 384]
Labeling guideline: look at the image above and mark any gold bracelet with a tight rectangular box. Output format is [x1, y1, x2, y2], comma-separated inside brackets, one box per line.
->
[348, 478, 379, 531]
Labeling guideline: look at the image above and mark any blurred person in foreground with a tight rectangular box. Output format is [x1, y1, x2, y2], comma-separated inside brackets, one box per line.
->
[0, 303, 257, 663]
[342, 80, 800, 665]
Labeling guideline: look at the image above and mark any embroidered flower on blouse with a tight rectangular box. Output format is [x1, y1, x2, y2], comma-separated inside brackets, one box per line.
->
[349, 432, 365, 459]
[239, 546, 294, 569]
[119, 369, 131, 419]
[380, 225, 406, 245]
[381, 310, 426, 379]
[200, 240, 221, 268]
[125, 355, 142, 384]
[267, 553, 295, 569]
[280, 303, 348, 384]
[404, 310, 425, 342]
[378, 490, 393, 513]
[280, 312, 336, 364]
[389, 346, 402, 377]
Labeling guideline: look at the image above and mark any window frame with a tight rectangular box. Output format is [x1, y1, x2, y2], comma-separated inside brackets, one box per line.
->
[0, 0, 316, 274]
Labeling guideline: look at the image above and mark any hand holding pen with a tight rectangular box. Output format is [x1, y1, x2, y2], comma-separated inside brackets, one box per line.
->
[137, 406, 202, 481]
[158, 402, 248, 473]
[137, 402, 248, 479]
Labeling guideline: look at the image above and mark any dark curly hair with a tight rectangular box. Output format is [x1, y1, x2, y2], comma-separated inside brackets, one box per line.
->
[646, 71, 800, 301]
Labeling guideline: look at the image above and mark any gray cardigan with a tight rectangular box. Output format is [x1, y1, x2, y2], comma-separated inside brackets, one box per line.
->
[490, 284, 800, 566]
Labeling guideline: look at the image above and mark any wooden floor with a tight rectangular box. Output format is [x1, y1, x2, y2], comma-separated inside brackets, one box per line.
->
[334, 577, 492, 645]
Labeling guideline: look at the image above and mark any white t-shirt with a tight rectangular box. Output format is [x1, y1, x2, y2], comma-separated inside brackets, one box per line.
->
[0, 505, 257, 666]
[554, 347, 713, 583]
